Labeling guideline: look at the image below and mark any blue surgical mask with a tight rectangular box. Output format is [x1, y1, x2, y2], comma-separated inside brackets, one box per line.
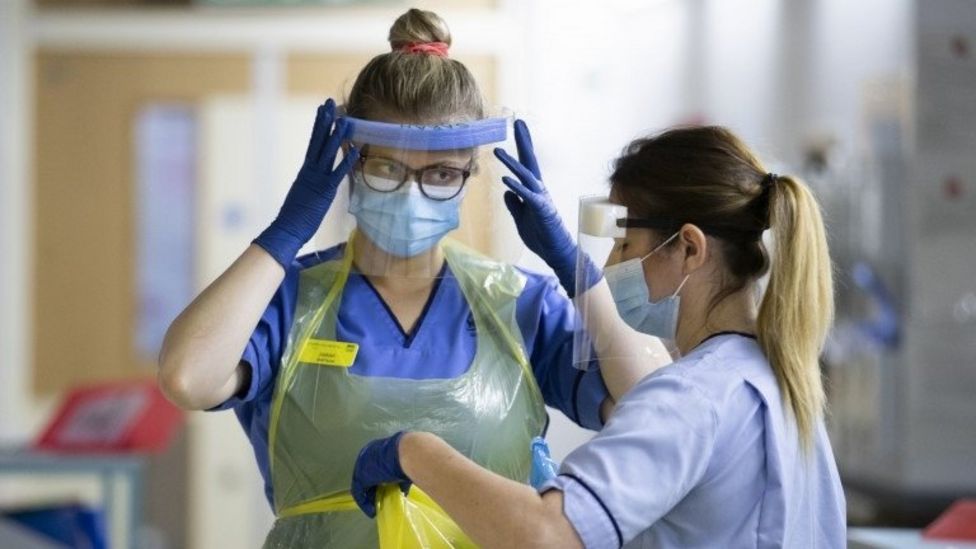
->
[603, 233, 690, 339]
[348, 173, 461, 257]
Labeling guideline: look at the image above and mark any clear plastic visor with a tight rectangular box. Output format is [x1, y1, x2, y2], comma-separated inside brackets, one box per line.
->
[572, 196, 675, 371]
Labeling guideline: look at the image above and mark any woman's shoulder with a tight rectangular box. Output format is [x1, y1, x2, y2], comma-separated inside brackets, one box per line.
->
[644, 335, 773, 414]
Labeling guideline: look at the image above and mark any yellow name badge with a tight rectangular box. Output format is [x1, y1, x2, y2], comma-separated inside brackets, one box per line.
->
[298, 339, 360, 368]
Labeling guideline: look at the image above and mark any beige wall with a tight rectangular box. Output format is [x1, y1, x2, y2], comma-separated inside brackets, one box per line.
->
[33, 51, 253, 394]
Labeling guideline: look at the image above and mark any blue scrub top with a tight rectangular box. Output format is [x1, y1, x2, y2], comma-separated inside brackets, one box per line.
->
[215, 243, 608, 507]
[541, 333, 846, 549]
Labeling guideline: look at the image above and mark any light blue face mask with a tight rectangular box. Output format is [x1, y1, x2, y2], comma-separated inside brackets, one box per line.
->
[348, 173, 461, 258]
[603, 233, 690, 339]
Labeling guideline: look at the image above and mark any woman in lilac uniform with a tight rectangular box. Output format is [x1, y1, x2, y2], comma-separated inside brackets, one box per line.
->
[351, 124, 847, 548]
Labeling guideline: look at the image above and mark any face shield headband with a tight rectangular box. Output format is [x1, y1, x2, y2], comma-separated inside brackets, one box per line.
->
[342, 116, 509, 151]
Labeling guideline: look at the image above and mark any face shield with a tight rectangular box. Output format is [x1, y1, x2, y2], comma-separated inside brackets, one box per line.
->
[308, 112, 521, 280]
[573, 196, 675, 372]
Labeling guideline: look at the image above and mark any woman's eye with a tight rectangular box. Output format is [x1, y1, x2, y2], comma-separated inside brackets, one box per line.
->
[425, 168, 462, 186]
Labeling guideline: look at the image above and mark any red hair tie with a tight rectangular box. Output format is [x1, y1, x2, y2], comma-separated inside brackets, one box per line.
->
[400, 42, 450, 57]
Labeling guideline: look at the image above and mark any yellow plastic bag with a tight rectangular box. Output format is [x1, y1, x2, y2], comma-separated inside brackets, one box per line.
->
[376, 484, 479, 549]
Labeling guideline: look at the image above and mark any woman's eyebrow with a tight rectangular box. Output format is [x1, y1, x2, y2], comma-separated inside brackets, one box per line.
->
[419, 159, 470, 169]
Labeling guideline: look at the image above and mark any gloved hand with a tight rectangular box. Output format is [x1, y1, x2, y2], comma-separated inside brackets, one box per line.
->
[494, 120, 601, 297]
[529, 436, 559, 489]
[351, 431, 411, 518]
[253, 98, 359, 268]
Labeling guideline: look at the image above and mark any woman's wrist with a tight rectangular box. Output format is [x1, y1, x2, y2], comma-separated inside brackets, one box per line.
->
[398, 431, 432, 479]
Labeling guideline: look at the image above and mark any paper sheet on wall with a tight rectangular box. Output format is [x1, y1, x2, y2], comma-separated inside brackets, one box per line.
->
[134, 105, 197, 363]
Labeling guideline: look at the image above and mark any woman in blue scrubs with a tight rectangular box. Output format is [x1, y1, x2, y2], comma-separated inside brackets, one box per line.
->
[157, 9, 614, 548]
[351, 123, 847, 548]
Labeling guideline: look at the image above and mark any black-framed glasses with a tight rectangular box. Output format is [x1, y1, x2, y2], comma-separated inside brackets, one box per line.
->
[356, 147, 474, 201]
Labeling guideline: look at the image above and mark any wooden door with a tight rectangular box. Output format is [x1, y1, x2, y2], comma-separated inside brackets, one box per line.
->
[33, 51, 250, 394]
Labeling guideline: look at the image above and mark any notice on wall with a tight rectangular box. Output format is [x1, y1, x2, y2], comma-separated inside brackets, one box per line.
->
[134, 105, 197, 363]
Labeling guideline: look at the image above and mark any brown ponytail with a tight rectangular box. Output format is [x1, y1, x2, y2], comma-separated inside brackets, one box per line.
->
[610, 126, 834, 447]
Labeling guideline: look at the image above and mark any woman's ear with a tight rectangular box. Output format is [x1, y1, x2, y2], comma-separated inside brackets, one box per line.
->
[678, 223, 708, 275]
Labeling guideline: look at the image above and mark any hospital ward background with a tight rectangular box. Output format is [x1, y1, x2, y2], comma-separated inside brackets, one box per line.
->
[1, 0, 975, 547]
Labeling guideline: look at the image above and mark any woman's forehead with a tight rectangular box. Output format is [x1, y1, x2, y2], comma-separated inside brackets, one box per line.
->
[622, 227, 656, 244]
[608, 186, 624, 206]
[363, 144, 474, 163]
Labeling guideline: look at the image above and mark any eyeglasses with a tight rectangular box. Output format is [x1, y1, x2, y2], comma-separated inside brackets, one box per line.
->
[356, 148, 473, 201]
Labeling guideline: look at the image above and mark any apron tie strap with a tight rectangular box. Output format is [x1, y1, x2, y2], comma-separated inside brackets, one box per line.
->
[278, 492, 359, 519]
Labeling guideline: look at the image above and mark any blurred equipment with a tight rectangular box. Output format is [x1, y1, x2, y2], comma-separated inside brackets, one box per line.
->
[846, 500, 976, 548]
[0, 503, 107, 549]
[0, 381, 184, 548]
[0, 452, 143, 549]
[923, 500, 976, 542]
[34, 381, 183, 454]
[0, 517, 68, 549]
[817, 0, 976, 524]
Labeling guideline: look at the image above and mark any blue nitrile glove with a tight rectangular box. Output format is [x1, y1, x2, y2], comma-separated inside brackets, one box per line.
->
[351, 431, 411, 518]
[530, 436, 559, 489]
[494, 120, 601, 297]
[253, 98, 359, 268]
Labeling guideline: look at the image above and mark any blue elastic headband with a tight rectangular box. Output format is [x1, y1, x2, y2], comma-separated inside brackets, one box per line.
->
[344, 117, 508, 150]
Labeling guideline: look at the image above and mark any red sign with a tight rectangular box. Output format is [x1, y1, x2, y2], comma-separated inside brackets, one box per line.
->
[924, 499, 976, 542]
[34, 380, 183, 454]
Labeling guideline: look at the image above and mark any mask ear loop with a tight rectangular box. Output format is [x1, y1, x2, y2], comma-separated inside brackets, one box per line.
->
[671, 274, 691, 298]
[638, 231, 681, 262]
[638, 232, 689, 299]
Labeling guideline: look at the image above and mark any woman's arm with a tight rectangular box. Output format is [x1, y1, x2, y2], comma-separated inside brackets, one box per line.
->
[158, 245, 284, 410]
[495, 120, 670, 402]
[355, 378, 719, 549]
[159, 99, 357, 411]
[400, 432, 583, 549]
[575, 279, 672, 401]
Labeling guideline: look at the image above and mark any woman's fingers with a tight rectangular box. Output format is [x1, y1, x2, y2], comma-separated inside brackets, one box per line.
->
[318, 116, 348, 167]
[304, 100, 333, 163]
[502, 176, 549, 213]
[503, 190, 524, 218]
[513, 119, 542, 180]
[501, 176, 534, 201]
[494, 148, 544, 193]
[332, 146, 359, 178]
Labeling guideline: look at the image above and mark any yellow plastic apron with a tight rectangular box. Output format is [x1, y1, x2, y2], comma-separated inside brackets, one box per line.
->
[262, 236, 547, 548]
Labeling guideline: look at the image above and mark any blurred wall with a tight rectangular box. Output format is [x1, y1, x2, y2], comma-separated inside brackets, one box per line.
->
[507, 0, 913, 457]
[0, 0, 32, 444]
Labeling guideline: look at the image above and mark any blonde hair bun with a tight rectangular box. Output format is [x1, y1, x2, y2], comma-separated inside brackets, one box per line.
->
[388, 8, 452, 51]
[346, 7, 482, 121]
